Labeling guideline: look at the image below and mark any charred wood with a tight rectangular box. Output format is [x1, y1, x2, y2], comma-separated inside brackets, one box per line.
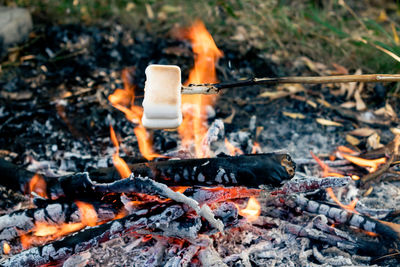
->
[0, 204, 185, 267]
[0, 153, 295, 199]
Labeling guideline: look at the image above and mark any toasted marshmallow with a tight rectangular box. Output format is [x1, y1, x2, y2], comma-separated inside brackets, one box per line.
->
[142, 65, 182, 129]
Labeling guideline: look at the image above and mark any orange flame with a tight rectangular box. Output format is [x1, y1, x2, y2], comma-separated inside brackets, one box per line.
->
[239, 197, 261, 222]
[76, 201, 98, 227]
[133, 126, 162, 160]
[29, 174, 47, 198]
[224, 138, 244, 156]
[110, 125, 131, 179]
[3, 242, 10, 254]
[311, 152, 358, 213]
[251, 141, 261, 154]
[108, 68, 161, 161]
[178, 20, 223, 157]
[340, 153, 386, 173]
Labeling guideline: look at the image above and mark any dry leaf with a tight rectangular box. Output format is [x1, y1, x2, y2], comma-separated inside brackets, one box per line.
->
[354, 88, 366, 111]
[316, 118, 343, 127]
[306, 100, 317, 108]
[344, 68, 362, 99]
[316, 98, 332, 108]
[377, 10, 389, 22]
[367, 132, 383, 149]
[374, 103, 398, 120]
[390, 128, 400, 135]
[259, 84, 304, 99]
[340, 101, 356, 109]
[330, 63, 348, 75]
[349, 128, 376, 137]
[223, 109, 236, 124]
[299, 57, 328, 75]
[363, 186, 374, 197]
[346, 134, 360, 146]
[283, 112, 305, 119]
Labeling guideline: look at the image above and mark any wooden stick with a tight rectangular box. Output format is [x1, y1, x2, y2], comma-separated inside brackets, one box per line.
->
[182, 74, 400, 94]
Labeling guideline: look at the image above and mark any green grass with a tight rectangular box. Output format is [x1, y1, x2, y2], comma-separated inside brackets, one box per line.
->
[2, 0, 400, 75]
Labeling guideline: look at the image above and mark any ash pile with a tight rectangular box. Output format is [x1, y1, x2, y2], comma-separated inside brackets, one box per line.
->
[0, 20, 400, 267]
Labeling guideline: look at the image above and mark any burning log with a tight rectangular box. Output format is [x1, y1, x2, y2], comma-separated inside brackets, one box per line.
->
[0, 200, 120, 242]
[91, 153, 295, 188]
[0, 153, 295, 198]
[1, 202, 240, 267]
[0, 204, 185, 267]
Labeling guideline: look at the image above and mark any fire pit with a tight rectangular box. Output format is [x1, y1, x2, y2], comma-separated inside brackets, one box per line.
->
[0, 17, 400, 267]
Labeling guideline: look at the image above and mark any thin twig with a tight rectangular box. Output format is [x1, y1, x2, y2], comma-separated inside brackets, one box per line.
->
[182, 74, 400, 94]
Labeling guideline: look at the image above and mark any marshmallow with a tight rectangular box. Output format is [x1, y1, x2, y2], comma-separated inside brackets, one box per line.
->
[142, 65, 182, 129]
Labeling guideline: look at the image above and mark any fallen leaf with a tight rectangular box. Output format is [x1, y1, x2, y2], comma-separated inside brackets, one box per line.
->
[349, 128, 376, 137]
[367, 132, 383, 149]
[316, 98, 332, 108]
[283, 111, 305, 119]
[259, 84, 304, 99]
[223, 109, 236, 124]
[354, 88, 366, 111]
[316, 118, 343, 127]
[375, 102, 398, 120]
[330, 63, 349, 75]
[306, 100, 317, 108]
[340, 101, 356, 109]
[377, 10, 388, 23]
[390, 128, 400, 135]
[346, 134, 360, 146]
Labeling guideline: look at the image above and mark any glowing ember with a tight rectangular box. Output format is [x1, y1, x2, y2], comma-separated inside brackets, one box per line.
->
[110, 125, 131, 179]
[311, 152, 359, 213]
[310, 151, 344, 177]
[340, 153, 386, 173]
[178, 20, 223, 157]
[108, 68, 161, 161]
[3, 242, 10, 254]
[251, 141, 261, 154]
[76, 201, 98, 227]
[326, 188, 359, 213]
[337, 145, 358, 155]
[239, 196, 261, 222]
[224, 138, 244, 156]
[28, 173, 47, 198]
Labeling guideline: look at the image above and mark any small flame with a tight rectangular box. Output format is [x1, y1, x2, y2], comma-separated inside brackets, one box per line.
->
[340, 153, 386, 173]
[326, 188, 359, 213]
[337, 146, 358, 155]
[110, 125, 131, 179]
[133, 126, 162, 161]
[224, 138, 244, 156]
[178, 20, 223, 157]
[3, 242, 10, 254]
[251, 141, 261, 154]
[310, 151, 344, 177]
[239, 197, 261, 222]
[29, 174, 47, 198]
[108, 68, 161, 161]
[311, 152, 358, 214]
[76, 201, 98, 227]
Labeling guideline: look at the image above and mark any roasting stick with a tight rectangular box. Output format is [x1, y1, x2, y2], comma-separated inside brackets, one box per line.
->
[182, 74, 400, 94]
[142, 65, 400, 129]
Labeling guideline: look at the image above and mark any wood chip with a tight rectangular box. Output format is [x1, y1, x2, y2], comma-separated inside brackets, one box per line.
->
[346, 134, 360, 146]
[340, 101, 356, 109]
[316, 118, 343, 127]
[283, 112, 305, 119]
[349, 128, 376, 137]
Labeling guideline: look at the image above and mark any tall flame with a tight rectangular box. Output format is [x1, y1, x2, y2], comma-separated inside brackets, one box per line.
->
[108, 68, 161, 161]
[110, 125, 131, 179]
[179, 20, 223, 157]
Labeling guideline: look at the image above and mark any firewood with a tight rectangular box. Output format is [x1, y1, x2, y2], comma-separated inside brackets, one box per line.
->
[0, 153, 295, 198]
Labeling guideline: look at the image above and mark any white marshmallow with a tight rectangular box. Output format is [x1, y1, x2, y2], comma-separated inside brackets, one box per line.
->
[142, 65, 182, 129]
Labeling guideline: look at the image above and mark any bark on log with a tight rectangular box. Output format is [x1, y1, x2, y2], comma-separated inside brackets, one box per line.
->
[0, 153, 295, 198]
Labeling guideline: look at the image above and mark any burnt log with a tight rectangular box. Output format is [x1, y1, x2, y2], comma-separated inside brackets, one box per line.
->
[0, 153, 295, 198]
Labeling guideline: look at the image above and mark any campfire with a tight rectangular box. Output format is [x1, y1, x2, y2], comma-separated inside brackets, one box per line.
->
[1, 18, 400, 267]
